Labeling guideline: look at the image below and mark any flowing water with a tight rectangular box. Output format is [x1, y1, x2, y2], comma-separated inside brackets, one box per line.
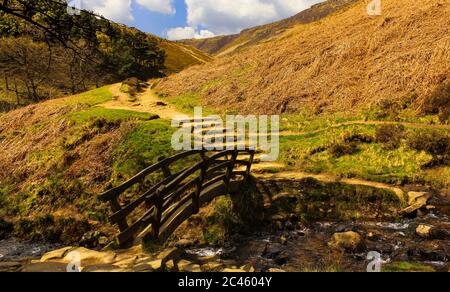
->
[187, 211, 449, 272]
[0, 238, 61, 262]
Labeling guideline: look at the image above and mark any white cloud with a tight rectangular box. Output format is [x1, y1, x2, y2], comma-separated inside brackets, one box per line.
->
[184, 0, 322, 35]
[79, 0, 177, 22]
[135, 0, 176, 14]
[166, 26, 215, 40]
[80, 0, 134, 22]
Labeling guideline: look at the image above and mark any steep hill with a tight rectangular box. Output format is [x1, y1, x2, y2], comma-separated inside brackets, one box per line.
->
[181, 0, 358, 56]
[0, 86, 178, 236]
[0, 2, 211, 111]
[157, 0, 450, 115]
[158, 39, 213, 74]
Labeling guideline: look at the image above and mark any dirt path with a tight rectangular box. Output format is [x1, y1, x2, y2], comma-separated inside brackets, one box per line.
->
[280, 120, 450, 137]
[101, 84, 450, 136]
[254, 170, 406, 202]
[100, 84, 443, 201]
[101, 83, 185, 120]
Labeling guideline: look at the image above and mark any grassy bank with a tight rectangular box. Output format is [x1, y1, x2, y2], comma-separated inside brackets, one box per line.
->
[0, 86, 177, 242]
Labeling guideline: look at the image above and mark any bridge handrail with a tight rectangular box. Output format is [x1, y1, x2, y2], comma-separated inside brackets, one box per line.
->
[99, 148, 255, 246]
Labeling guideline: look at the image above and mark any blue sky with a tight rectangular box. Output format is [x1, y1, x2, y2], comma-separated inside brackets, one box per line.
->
[77, 0, 323, 40]
[129, 0, 187, 37]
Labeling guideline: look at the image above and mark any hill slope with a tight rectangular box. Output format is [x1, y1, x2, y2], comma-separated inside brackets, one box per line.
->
[159, 39, 213, 74]
[181, 0, 358, 56]
[157, 0, 450, 115]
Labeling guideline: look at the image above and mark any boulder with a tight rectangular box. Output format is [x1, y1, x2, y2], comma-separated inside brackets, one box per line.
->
[166, 259, 178, 272]
[177, 260, 202, 272]
[145, 259, 163, 271]
[202, 261, 225, 272]
[416, 225, 432, 238]
[416, 225, 449, 240]
[157, 247, 182, 263]
[113, 256, 139, 268]
[400, 192, 432, 215]
[408, 192, 431, 206]
[132, 264, 154, 272]
[40, 247, 73, 262]
[60, 247, 116, 268]
[328, 231, 365, 251]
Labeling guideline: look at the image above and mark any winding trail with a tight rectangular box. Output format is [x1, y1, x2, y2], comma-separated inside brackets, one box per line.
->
[98, 83, 450, 203]
[254, 169, 406, 202]
[101, 83, 184, 120]
[280, 120, 450, 137]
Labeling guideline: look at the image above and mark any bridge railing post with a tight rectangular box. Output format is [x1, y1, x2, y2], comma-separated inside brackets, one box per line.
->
[110, 199, 129, 232]
[193, 150, 207, 214]
[225, 150, 238, 192]
[245, 150, 255, 182]
[158, 156, 172, 178]
[151, 187, 164, 239]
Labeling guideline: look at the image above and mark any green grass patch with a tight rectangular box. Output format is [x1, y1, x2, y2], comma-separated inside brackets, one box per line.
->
[269, 178, 403, 222]
[68, 107, 158, 124]
[202, 196, 243, 246]
[201, 79, 223, 92]
[280, 112, 363, 133]
[54, 86, 113, 106]
[279, 124, 445, 186]
[112, 119, 176, 177]
[162, 92, 216, 116]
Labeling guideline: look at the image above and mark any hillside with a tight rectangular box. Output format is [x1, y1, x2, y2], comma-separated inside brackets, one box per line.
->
[0, 2, 211, 111]
[157, 0, 450, 115]
[158, 39, 213, 74]
[181, 0, 358, 56]
[0, 85, 181, 239]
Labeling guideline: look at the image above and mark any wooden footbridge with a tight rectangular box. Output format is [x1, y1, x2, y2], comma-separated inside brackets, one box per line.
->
[100, 148, 255, 247]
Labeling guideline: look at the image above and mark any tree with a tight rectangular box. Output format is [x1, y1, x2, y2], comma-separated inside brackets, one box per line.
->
[0, 37, 52, 101]
[0, 0, 167, 106]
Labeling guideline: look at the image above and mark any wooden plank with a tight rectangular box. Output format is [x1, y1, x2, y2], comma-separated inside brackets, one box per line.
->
[157, 180, 237, 243]
[160, 192, 193, 226]
[205, 161, 231, 176]
[110, 199, 128, 232]
[163, 177, 199, 210]
[152, 190, 163, 238]
[99, 150, 202, 202]
[117, 207, 154, 246]
[108, 169, 186, 224]
[160, 162, 204, 197]
[245, 150, 256, 180]
[106, 148, 256, 245]
[202, 174, 227, 190]
[158, 156, 172, 178]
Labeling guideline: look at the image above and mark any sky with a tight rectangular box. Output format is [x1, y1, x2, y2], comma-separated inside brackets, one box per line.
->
[73, 0, 323, 40]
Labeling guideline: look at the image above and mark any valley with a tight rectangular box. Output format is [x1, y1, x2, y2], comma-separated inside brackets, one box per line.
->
[0, 0, 449, 273]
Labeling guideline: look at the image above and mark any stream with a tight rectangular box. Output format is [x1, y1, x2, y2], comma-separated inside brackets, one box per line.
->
[187, 212, 450, 272]
[0, 238, 62, 262]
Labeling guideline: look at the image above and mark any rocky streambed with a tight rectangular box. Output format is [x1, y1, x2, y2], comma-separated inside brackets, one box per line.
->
[1, 182, 449, 272]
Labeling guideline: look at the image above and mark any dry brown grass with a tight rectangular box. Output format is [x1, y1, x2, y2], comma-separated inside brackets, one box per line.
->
[157, 0, 450, 115]
[0, 97, 133, 219]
